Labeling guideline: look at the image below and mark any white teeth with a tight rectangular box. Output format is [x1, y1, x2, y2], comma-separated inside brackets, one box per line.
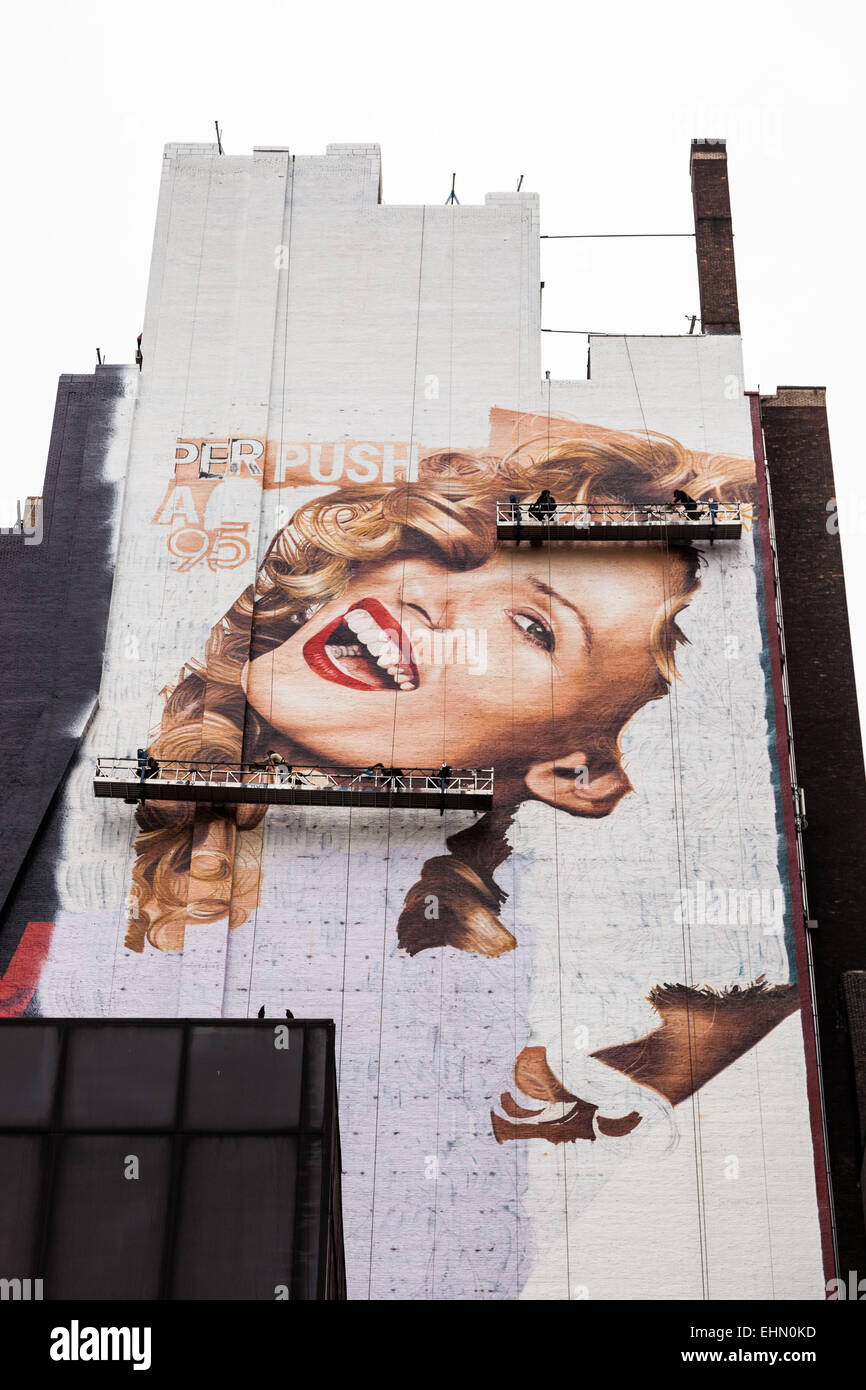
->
[345, 610, 394, 654]
[340, 611, 416, 687]
[345, 609, 372, 633]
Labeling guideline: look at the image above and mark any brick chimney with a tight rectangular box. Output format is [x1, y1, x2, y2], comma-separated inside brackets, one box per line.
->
[690, 138, 740, 335]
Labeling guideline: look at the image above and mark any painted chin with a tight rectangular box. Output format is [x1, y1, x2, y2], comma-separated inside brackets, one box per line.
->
[302, 597, 420, 693]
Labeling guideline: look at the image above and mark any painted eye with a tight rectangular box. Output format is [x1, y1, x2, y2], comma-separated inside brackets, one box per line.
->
[509, 610, 554, 652]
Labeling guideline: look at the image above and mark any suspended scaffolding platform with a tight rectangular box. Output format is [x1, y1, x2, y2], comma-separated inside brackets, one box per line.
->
[496, 501, 747, 541]
[93, 758, 495, 812]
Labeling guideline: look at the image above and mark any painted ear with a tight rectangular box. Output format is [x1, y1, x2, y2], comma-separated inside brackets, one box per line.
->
[523, 749, 632, 817]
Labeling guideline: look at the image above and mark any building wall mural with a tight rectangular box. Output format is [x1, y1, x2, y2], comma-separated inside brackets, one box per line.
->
[0, 144, 827, 1298]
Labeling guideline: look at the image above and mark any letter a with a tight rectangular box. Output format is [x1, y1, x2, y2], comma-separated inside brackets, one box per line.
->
[50, 1329, 71, 1362]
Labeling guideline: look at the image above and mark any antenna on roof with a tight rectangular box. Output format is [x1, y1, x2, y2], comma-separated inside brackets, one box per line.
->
[215, 120, 224, 155]
[686, 314, 697, 334]
[517, 174, 524, 192]
[96, 348, 103, 366]
[445, 172, 459, 205]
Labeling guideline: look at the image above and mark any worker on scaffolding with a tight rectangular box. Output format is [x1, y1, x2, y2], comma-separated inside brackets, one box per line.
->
[528, 490, 557, 547]
[707, 495, 719, 544]
[672, 489, 704, 522]
[528, 489, 557, 522]
[136, 748, 159, 796]
[437, 762, 452, 817]
[264, 749, 292, 784]
[361, 762, 386, 782]
[508, 494, 523, 547]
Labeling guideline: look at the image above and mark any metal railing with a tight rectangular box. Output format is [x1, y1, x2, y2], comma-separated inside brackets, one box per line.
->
[94, 757, 494, 800]
[495, 500, 750, 529]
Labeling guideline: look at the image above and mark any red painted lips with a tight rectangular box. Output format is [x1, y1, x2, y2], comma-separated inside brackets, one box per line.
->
[302, 598, 420, 692]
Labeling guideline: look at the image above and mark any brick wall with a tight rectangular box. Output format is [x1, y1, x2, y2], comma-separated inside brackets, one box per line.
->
[761, 386, 866, 1269]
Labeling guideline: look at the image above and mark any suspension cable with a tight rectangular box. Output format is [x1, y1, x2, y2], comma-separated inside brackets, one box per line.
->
[542, 232, 695, 239]
[622, 335, 710, 1298]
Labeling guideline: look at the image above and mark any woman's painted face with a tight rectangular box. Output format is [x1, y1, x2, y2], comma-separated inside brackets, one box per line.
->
[243, 546, 678, 775]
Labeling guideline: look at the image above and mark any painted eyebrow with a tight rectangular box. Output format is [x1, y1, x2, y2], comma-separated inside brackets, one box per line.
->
[528, 577, 593, 653]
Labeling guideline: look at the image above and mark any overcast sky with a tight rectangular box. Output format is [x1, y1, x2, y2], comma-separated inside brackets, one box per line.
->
[2, 0, 863, 716]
